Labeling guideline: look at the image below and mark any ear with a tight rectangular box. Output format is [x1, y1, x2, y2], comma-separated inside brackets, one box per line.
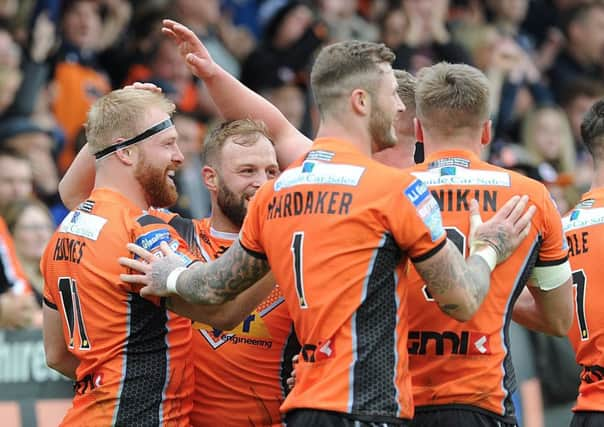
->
[414, 118, 424, 143]
[202, 165, 218, 192]
[480, 120, 492, 146]
[113, 140, 135, 165]
[350, 89, 369, 116]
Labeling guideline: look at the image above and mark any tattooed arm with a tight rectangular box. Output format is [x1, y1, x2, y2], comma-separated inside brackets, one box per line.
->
[120, 240, 270, 305]
[414, 240, 492, 321]
[414, 195, 536, 321]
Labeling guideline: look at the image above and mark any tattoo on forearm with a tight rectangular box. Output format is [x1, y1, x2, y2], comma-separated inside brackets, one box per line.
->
[475, 224, 513, 261]
[179, 240, 270, 305]
[417, 240, 491, 317]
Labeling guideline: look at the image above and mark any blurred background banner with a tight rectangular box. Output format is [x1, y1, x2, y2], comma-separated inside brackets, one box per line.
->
[0, 329, 72, 427]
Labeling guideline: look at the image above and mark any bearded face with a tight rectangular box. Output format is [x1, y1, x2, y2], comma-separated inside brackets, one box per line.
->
[369, 94, 398, 151]
[216, 175, 249, 228]
[134, 149, 179, 208]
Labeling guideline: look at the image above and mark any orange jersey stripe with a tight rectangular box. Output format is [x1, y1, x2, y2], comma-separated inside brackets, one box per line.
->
[406, 150, 568, 421]
[563, 188, 604, 412]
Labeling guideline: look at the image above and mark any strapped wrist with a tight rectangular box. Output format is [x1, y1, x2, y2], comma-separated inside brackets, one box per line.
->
[166, 267, 187, 295]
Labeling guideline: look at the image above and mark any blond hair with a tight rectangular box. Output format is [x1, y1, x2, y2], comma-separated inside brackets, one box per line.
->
[522, 106, 576, 174]
[85, 88, 175, 154]
[415, 62, 490, 134]
[202, 119, 272, 168]
[395, 69, 417, 111]
[310, 40, 395, 118]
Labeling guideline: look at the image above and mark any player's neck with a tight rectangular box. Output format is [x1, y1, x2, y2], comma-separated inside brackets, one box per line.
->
[317, 118, 373, 157]
[209, 209, 240, 234]
[590, 166, 604, 190]
[95, 168, 150, 211]
[422, 138, 479, 158]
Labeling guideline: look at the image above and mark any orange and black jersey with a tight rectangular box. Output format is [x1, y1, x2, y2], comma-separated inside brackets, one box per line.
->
[406, 150, 568, 422]
[240, 138, 447, 422]
[563, 188, 604, 412]
[154, 213, 298, 427]
[41, 189, 194, 427]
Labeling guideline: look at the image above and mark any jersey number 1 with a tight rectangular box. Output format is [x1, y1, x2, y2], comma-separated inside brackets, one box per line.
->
[291, 232, 308, 308]
[572, 269, 589, 341]
[58, 277, 91, 350]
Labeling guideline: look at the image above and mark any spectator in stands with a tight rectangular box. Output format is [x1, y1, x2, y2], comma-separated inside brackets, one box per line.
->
[521, 105, 576, 177]
[52, 0, 131, 173]
[0, 117, 59, 209]
[0, 216, 37, 329]
[172, 112, 211, 219]
[0, 147, 33, 212]
[392, 0, 472, 74]
[171, 0, 252, 78]
[548, 3, 604, 102]
[241, 0, 327, 92]
[316, 0, 379, 42]
[3, 197, 54, 308]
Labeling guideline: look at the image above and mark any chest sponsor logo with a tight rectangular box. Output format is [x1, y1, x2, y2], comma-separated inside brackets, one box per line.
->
[408, 330, 492, 356]
[193, 296, 285, 350]
[58, 211, 107, 240]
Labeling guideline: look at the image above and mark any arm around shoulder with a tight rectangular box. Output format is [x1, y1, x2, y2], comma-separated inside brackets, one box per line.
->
[167, 271, 276, 330]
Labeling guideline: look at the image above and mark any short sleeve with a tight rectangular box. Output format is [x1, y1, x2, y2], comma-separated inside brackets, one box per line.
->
[538, 186, 569, 266]
[239, 189, 267, 259]
[386, 176, 447, 262]
[40, 244, 57, 309]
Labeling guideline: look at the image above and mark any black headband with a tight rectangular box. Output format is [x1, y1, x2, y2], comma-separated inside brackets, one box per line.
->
[94, 118, 174, 160]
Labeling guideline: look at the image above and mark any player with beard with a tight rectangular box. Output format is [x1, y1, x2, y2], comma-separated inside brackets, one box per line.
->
[41, 87, 199, 426]
[164, 120, 299, 427]
[120, 37, 537, 426]
[43, 89, 277, 426]
[58, 113, 298, 424]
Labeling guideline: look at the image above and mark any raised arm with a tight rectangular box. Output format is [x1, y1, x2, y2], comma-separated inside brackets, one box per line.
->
[58, 143, 96, 209]
[162, 19, 311, 167]
[414, 196, 536, 321]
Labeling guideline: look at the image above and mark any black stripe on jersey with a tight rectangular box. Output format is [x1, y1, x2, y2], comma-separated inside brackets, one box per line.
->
[136, 214, 167, 227]
[239, 240, 268, 260]
[352, 233, 402, 418]
[280, 323, 301, 398]
[168, 215, 198, 251]
[114, 293, 168, 425]
[43, 297, 57, 310]
[410, 237, 447, 263]
[501, 236, 542, 418]
[535, 256, 568, 267]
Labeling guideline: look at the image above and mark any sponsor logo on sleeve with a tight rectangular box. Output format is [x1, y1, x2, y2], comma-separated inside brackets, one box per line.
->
[404, 179, 444, 241]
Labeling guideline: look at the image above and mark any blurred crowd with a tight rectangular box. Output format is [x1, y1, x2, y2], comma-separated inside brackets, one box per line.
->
[0, 0, 602, 426]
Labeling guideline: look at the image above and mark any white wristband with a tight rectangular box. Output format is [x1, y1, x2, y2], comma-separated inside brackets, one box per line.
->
[472, 246, 497, 272]
[166, 266, 187, 295]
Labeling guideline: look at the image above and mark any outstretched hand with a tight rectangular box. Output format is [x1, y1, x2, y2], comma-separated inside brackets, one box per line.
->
[162, 19, 217, 79]
[119, 241, 187, 297]
[469, 195, 536, 265]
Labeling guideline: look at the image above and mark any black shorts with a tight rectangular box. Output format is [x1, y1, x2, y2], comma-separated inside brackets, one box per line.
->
[410, 408, 517, 427]
[285, 409, 410, 427]
[570, 411, 604, 427]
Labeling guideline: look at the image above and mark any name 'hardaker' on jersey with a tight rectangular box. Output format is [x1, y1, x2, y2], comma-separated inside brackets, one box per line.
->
[267, 190, 353, 220]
